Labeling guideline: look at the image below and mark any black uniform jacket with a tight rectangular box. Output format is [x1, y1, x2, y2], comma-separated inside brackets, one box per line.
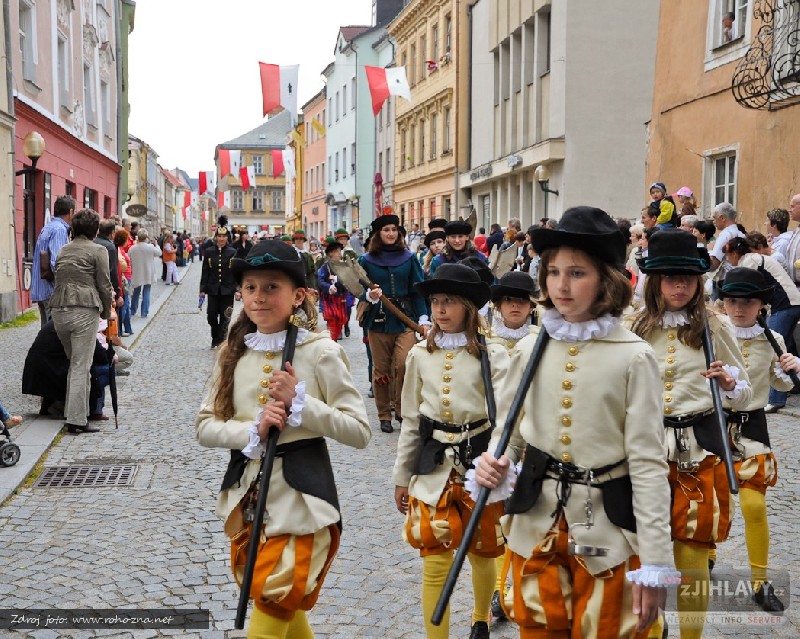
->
[200, 245, 238, 296]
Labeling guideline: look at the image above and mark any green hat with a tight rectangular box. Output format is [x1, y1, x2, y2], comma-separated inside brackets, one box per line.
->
[334, 228, 349, 239]
[292, 229, 306, 240]
[280, 234, 292, 242]
[324, 236, 344, 254]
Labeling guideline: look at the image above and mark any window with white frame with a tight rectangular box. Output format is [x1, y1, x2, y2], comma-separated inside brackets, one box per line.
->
[432, 24, 439, 68]
[232, 190, 244, 210]
[84, 65, 96, 127]
[386, 147, 391, 176]
[713, 0, 748, 48]
[271, 189, 284, 211]
[335, 151, 339, 180]
[58, 35, 70, 107]
[401, 130, 406, 171]
[431, 113, 438, 159]
[253, 189, 264, 211]
[342, 84, 347, 114]
[101, 79, 110, 133]
[253, 154, 264, 175]
[420, 118, 426, 163]
[19, 1, 36, 83]
[709, 152, 737, 208]
[342, 146, 347, 178]
[351, 143, 356, 174]
[410, 44, 417, 85]
[443, 107, 451, 152]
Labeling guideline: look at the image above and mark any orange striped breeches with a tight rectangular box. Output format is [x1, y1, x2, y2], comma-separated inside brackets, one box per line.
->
[734, 452, 778, 495]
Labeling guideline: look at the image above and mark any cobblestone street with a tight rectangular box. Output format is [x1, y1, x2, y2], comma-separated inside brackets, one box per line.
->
[0, 263, 798, 637]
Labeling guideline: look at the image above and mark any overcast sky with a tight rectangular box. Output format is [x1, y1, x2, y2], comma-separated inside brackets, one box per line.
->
[128, 0, 374, 177]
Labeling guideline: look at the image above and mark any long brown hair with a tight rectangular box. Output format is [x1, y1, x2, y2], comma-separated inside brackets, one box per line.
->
[367, 227, 405, 254]
[630, 273, 706, 349]
[425, 295, 486, 358]
[212, 295, 318, 420]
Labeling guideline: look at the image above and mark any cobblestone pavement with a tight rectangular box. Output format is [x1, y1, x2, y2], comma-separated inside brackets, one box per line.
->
[0, 267, 798, 638]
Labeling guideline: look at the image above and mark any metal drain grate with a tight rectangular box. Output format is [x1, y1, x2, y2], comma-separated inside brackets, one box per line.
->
[34, 464, 137, 488]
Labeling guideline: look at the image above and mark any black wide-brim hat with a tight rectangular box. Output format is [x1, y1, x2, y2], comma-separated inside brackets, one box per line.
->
[459, 256, 494, 286]
[424, 229, 447, 248]
[232, 240, 306, 287]
[324, 238, 344, 254]
[415, 263, 491, 308]
[637, 229, 711, 275]
[491, 271, 537, 303]
[371, 214, 400, 234]
[445, 220, 473, 236]
[530, 206, 626, 268]
[719, 267, 773, 302]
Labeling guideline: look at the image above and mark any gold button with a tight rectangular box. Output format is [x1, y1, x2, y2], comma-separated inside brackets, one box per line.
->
[560, 434, 571, 445]
[443, 410, 453, 419]
[742, 351, 749, 358]
[568, 346, 579, 356]
[565, 362, 576, 372]
[561, 415, 572, 427]
[743, 340, 751, 347]
[442, 399, 451, 406]
[665, 382, 673, 391]
[562, 380, 573, 390]
[562, 398, 572, 409]
[447, 433, 455, 442]
[666, 357, 675, 364]
[260, 379, 269, 388]
[506, 341, 515, 349]
[258, 394, 267, 404]
[262, 364, 273, 374]
[664, 407, 673, 415]
[664, 395, 672, 403]
[265, 351, 275, 359]
[665, 369, 675, 378]
[443, 375, 452, 383]
[667, 345, 676, 353]
[668, 333, 676, 340]
[446, 353, 454, 360]
[444, 363, 453, 370]
[561, 452, 572, 463]
[442, 387, 450, 394]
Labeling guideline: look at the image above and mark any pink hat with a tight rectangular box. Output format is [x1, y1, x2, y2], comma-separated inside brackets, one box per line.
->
[676, 186, 693, 198]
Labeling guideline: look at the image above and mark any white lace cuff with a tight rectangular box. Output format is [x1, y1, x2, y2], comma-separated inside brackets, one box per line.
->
[464, 457, 518, 504]
[418, 315, 431, 326]
[242, 420, 265, 460]
[368, 291, 381, 304]
[626, 565, 682, 587]
[721, 365, 747, 400]
[287, 381, 306, 428]
[773, 359, 800, 384]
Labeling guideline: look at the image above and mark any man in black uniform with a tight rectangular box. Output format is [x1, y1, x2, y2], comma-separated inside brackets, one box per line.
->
[199, 226, 239, 347]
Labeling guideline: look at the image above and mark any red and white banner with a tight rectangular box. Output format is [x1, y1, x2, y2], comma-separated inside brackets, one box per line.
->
[202, 210, 208, 222]
[218, 149, 242, 177]
[239, 165, 256, 190]
[183, 191, 191, 208]
[259, 63, 299, 123]
[217, 191, 229, 209]
[199, 171, 216, 195]
[365, 65, 411, 116]
[281, 149, 295, 179]
[271, 149, 285, 177]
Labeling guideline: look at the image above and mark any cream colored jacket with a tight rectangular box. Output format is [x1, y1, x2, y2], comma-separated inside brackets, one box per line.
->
[393, 340, 509, 505]
[494, 322, 673, 575]
[196, 331, 370, 536]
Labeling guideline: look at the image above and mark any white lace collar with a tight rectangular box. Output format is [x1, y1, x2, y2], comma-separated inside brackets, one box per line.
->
[434, 332, 468, 350]
[491, 314, 531, 341]
[541, 308, 619, 342]
[661, 310, 690, 328]
[734, 324, 765, 339]
[245, 328, 309, 352]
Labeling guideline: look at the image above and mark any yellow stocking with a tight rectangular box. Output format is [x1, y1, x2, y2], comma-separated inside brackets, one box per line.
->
[247, 607, 291, 639]
[707, 547, 717, 566]
[468, 553, 496, 624]
[494, 550, 508, 594]
[674, 540, 709, 639]
[647, 614, 664, 639]
[740, 487, 769, 590]
[422, 552, 453, 639]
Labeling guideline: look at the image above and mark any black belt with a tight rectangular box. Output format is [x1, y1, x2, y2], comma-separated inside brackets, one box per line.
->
[419, 415, 488, 434]
[725, 409, 765, 425]
[725, 408, 770, 448]
[663, 408, 715, 428]
[545, 457, 626, 516]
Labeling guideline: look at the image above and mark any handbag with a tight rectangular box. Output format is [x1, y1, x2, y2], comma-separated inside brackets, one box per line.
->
[39, 249, 54, 282]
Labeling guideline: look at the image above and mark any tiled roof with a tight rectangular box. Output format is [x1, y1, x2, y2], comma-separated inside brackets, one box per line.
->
[162, 168, 183, 188]
[219, 110, 292, 150]
[340, 25, 371, 43]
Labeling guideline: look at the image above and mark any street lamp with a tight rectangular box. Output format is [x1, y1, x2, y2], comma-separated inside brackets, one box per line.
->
[534, 164, 558, 221]
[17, 131, 46, 290]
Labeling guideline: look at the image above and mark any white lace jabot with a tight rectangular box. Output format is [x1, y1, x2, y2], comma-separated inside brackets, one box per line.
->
[661, 310, 690, 328]
[434, 332, 468, 350]
[734, 324, 765, 339]
[244, 328, 309, 351]
[491, 315, 531, 341]
[541, 308, 618, 342]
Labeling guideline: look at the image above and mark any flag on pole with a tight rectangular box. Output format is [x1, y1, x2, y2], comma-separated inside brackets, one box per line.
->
[239, 165, 256, 190]
[184, 191, 191, 208]
[282, 148, 296, 179]
[310, 118, 326, 137]
[217, 191, 229, 209]
[199, 171, 216, 195]
[365, 66, 412, 116]
[271, 149, 285, 177]
[219, 149, 242, 177]
[259, 63, 299, 124]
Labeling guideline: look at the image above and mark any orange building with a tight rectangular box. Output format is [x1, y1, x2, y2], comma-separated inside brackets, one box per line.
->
[301, 88, 327, 242]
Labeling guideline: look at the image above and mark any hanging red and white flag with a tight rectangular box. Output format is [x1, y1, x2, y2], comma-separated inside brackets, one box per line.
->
[259, 63, 299, 123]
[219, 149, 242, 177]
[202, 210, 208, 222]
[239, 165, 256, 190]
[184, 191, 191, 208]
[199, 171, 216, 195]
[365, 65, 412, 116]
[271, 149, 285, 177]
[281, 149, 295, 179]
[217, 191, 229, 209]
[181, 207, 187, 221]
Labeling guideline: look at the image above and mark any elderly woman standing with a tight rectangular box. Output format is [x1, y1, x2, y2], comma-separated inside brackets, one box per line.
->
[50, 208, 114, 434]
[128, 229, 162, 318]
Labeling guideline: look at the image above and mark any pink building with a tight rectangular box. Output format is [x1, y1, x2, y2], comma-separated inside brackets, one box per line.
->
[301, 88, 327, 243]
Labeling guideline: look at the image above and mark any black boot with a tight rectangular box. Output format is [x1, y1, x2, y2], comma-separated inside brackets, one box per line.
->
[469, 621, 489, 639]
[753, 582, 784, 613]
[491, 590, 506, 621]
[380, 420, 394, 433]
[344, 323, 350, 337]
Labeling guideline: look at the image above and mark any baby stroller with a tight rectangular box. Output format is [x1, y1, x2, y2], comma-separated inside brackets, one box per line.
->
[0, 422, 20, 467]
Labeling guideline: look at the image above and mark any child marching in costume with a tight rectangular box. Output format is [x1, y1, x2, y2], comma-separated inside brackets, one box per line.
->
[196, 240, 371, 639]
[317, 237, 352, 342]
[474, 207, 676, 639]
[629, 229, 752, 639]
[394, 263, 509, 639]
[718, 267, 798, 612]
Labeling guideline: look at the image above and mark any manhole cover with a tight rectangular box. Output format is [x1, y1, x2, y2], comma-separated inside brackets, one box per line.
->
[34, 465, 138, 488]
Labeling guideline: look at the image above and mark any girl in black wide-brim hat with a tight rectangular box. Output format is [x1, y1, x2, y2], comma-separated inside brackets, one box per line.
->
[716, 267, 799, 614]
[393, 263, 509, 639]
[474, 206, 677, 639]
[629, 228, 752, 639]
[196, 240, 370, 638]
[429, 219, 487, 277]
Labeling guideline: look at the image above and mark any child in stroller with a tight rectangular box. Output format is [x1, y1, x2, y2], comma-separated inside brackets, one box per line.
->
[0, 402, 21, 467]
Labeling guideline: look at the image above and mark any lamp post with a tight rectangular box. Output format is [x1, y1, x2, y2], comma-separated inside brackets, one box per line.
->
[534, 164, 559, 222]
[16, 131, 46, 291]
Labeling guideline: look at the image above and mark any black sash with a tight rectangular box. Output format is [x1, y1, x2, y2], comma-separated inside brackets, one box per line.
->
[664, 410, 727, 458]
[726, 408, 770, 448]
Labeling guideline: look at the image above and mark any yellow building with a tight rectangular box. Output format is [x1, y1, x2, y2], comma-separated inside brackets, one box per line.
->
[648, 0, 800, 229]
[389, 0, 468, 228]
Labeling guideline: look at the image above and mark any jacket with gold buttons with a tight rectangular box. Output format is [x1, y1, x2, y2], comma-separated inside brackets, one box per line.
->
[393, 341, 510, 505]
[493, 323, 673, 575]
[200, 245, 238, 296]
